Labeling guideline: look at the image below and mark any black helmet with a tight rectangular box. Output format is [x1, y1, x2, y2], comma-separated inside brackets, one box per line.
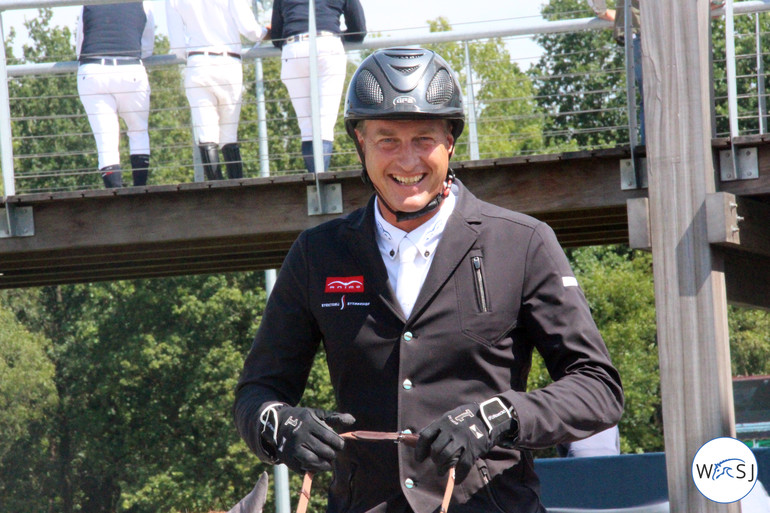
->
[344, 47, 465, 143]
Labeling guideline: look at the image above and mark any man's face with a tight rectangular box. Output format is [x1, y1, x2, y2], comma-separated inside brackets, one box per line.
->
[355, 119, 454, 230]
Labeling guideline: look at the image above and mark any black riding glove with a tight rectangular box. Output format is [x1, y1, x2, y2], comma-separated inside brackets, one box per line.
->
[259, 403, 355, 474]
[415, 397, 518, 483]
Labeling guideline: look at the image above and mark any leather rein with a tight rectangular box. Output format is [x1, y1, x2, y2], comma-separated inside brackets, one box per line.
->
[294, 431, 455, 513]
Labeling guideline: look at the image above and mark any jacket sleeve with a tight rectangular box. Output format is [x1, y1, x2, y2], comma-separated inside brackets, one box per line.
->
[230, 0, 267, 43]
[165, 1, 187, 60]
[342, 0, 366, 43]
[233, 232, 323, 461]
[500, 222, 624, 449]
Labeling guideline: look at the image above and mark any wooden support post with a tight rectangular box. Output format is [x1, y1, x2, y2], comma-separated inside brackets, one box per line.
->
[642, 1, 738, 512]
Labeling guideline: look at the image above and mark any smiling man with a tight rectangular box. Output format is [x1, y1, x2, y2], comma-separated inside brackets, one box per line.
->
[234, 48, 623, 513]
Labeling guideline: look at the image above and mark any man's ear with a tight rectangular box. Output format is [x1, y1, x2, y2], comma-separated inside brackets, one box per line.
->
[354, 130, 366, 162]
[446, 133, 455, 159]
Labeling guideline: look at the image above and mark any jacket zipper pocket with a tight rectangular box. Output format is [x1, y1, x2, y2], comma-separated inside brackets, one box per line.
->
[479, 464, 506, 513]
[472, 256, 489, 313]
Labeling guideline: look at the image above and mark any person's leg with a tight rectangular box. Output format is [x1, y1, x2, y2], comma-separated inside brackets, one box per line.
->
[130, 154, 150, 186]
[316, 37, 347, 172]
[116, 64, 151, 186]
[100, 164, 123, 188]
[215, 59, 244, 179]
[222, 143, 243, 179]
[281, 43, 314, 172]
[198, 142, 223, 181]
[185, 57, 222, 147]
[78, 65, 121, 173]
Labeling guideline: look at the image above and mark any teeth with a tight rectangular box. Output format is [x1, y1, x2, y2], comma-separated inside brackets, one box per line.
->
[393, 175, 422, 185]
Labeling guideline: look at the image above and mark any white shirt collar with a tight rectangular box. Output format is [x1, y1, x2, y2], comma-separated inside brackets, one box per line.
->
[374, 190, 457, 263]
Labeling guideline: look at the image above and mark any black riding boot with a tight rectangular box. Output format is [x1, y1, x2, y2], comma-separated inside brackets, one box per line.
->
[222, 143, 243, 179]
[199, 143, 223, 180]
[130, 154, 150, 186]
[301, 140, 333, 174]
[100, 164, 123, 188]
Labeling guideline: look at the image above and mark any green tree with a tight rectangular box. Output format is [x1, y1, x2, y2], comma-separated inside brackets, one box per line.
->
[0, 295, 58, 512]
[425, 18, 545, 159]
[531, 0, 627, 150]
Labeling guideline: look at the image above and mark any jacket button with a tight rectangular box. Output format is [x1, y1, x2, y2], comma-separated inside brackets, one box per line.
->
[403, 331, 413, 342]
[405, 478, 415, 489]
[402, 379, 413, 390]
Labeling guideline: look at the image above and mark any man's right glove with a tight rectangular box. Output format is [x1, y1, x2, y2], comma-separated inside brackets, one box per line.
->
[259, 403, 356, 474]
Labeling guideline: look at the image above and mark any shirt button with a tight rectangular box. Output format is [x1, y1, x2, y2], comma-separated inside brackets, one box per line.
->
[405, 478, 415, 489]
[403, 331, 413, 342]
[402, 379, 413, 390]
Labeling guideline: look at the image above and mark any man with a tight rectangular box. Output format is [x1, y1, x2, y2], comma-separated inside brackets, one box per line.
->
[166, 0, 268, 180]
[234, 48, 623, 513]
[271, 0, 366, 173]
[76, 2, 155, 188]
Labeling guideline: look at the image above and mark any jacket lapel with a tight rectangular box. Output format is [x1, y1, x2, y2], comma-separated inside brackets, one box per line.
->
[344, 196, 403, 317]
[411, 182, 481, 319]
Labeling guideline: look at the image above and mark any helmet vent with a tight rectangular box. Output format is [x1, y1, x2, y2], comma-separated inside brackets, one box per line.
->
[356, 69, 384, 105]
[392, 65, 420, 75]
[426, 69, 454, 105]
[385, 52, 421, 59]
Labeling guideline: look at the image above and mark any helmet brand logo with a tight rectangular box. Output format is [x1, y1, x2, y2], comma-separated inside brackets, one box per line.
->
[393, 96, 416, 105]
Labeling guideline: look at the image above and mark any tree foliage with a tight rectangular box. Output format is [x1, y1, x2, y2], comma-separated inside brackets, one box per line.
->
[531, 0, 628, 150]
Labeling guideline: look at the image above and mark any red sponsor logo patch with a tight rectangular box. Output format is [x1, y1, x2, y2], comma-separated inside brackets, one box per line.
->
[325, 276, 364, 293]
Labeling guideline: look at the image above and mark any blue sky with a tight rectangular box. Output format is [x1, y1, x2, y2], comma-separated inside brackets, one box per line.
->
[2, 0, 550, 67]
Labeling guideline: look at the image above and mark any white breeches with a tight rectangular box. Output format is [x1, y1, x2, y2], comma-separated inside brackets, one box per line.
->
[184, 55, 243, 146]
[280, 36, 347, 142]
[77, 63, 151, 169]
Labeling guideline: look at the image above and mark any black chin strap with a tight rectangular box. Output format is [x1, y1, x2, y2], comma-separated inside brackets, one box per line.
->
[375, 169, 455, 223]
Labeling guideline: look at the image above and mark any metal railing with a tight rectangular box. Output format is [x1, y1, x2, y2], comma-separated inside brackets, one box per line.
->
[2, 0, 770, 197]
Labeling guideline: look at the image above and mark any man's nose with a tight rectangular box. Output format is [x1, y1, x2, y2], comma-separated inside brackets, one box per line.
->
[395, 145, 421, 170]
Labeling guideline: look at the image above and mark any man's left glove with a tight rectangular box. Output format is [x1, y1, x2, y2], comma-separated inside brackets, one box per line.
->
[415, 397, 518, 483]
[259, 403, 356, 474]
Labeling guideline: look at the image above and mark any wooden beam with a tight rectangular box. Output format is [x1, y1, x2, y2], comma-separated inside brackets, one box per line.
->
[707, 193, 770, 258]
[721, 250, 770, 311]
[643, 1, 737, 512]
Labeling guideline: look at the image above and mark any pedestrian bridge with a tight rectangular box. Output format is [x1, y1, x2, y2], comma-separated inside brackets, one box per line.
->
[2, 137, 769, 311]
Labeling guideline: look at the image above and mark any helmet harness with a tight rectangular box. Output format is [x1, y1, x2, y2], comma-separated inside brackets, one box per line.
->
[343, 48, 465, 222]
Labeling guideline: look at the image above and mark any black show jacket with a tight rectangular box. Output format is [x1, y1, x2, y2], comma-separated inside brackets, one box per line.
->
[235, 179, 623, 513]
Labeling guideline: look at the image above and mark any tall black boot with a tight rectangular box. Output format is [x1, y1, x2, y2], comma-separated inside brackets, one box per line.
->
[130, 154, 150, 186]
[222, 143, 243, 179]
[100, 164, 123, 188]
[301, 140, 334, 174]
[198, 142, 223, 180]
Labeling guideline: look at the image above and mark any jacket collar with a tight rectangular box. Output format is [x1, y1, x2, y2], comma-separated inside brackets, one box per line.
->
[344, 178, 483, 321]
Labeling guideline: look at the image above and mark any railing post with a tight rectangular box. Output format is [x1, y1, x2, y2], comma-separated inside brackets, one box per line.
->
[255, 56, 270, 177]
[756, 13, 767, 134]
[463, 41, 479, 161]
[308, 0, 324, 212]
[725, 0, 740, 139]
[624, 0, 638, 150]
[0, 11, 16, 197]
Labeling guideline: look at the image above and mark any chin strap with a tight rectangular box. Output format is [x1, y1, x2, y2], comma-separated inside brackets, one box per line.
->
[375, 169, 455, 223]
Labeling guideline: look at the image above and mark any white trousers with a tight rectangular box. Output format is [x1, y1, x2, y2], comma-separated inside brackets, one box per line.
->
[280, 36, 347, 142]
[184, 55, 243, 147]
[77, 63, 151, 169]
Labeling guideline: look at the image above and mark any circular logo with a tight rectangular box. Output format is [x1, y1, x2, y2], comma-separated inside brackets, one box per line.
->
[692, 437, 758, 503]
